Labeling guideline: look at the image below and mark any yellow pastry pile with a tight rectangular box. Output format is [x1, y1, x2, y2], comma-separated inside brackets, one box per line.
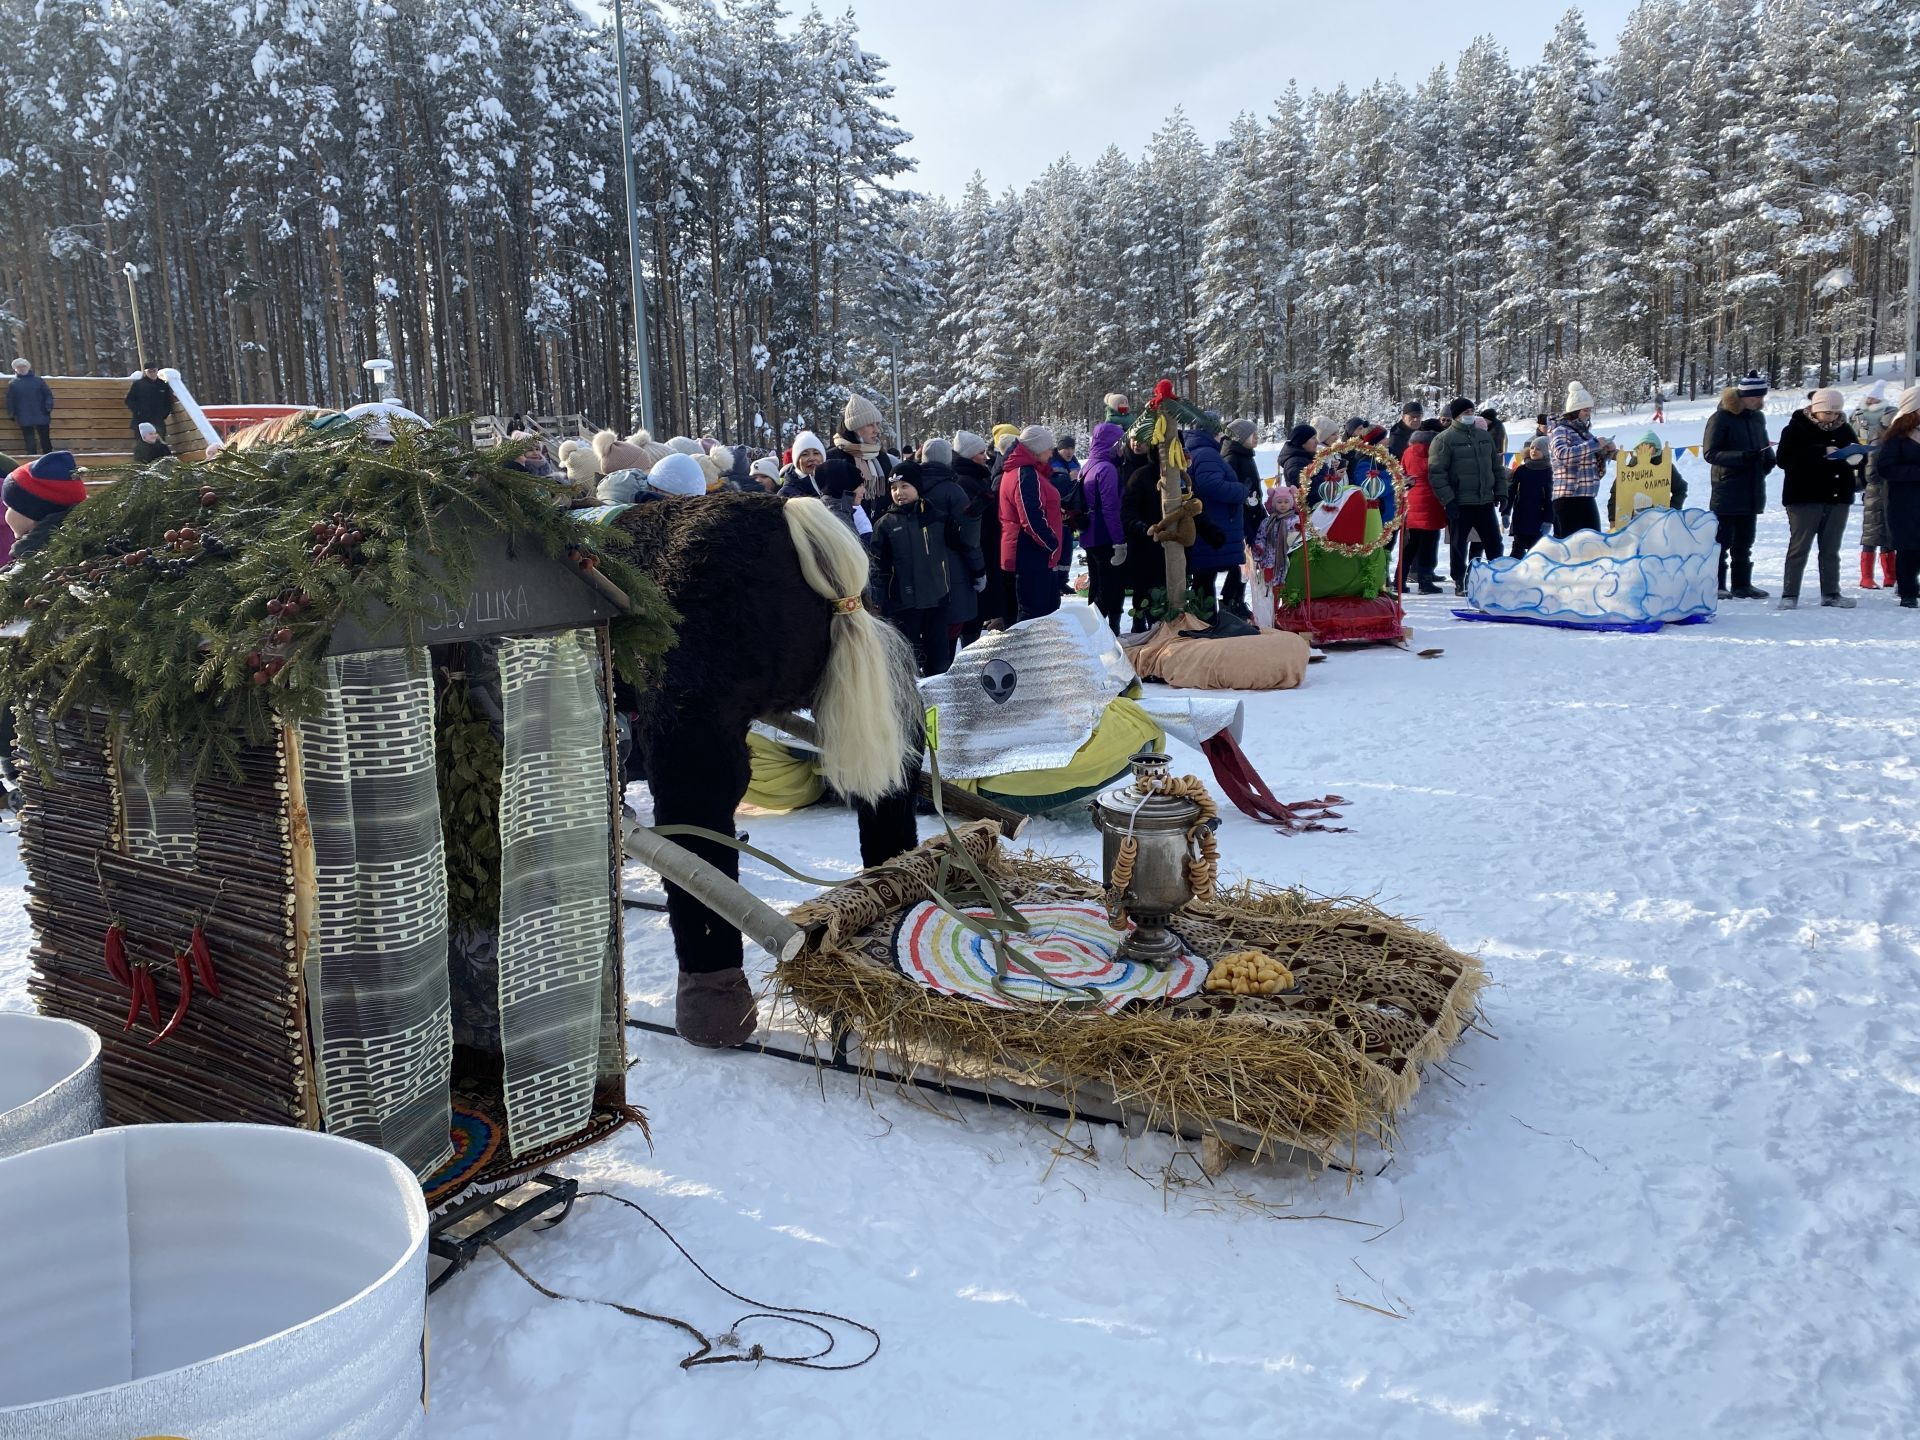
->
[1203, 949, 1293, 996]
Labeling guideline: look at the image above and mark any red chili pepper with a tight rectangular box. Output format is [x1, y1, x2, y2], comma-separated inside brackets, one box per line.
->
[122, 964, 146, 1033]
[142, 963, 164, 1029]
[149, 952, 193, 1047]
[104, 923, 131, 987]
[189, 923, 221, 999]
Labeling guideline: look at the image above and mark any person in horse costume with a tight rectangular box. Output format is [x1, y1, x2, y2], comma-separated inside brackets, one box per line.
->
[604, 490, 923, 1047]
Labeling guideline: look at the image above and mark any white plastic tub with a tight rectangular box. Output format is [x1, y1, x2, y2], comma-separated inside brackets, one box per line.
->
[0, 1012, 102, 1160]
[0, 1123, 428, 1440]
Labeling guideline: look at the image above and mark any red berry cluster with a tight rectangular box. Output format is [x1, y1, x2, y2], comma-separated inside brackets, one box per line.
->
[247, 590, 313, 685]
[308, 511, 366, 565]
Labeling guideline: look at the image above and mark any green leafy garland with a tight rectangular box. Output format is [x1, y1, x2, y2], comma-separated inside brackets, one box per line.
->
[0, 419, 678, 784]
[435, 669, 504, 929]
[1140, 585, 1217, 624]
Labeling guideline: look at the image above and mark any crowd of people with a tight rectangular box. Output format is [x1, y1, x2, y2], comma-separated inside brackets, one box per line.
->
[578, 391, 1282, 673]
[552, 372, 1920, 676]
[11, 356, 1920, 683]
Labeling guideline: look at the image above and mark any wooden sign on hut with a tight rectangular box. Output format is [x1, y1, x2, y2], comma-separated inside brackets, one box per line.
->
[3, 420, 676, 1203]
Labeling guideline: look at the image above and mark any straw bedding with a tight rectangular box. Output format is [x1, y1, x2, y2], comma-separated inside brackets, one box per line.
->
[781, 821, 1487, 1163]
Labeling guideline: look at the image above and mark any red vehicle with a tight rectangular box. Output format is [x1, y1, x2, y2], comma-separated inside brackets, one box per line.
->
[199, 404, 312, 441]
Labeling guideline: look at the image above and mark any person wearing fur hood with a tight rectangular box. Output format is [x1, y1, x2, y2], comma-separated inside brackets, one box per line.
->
[1702, 373, 1775, 599]
[1852, 380, 1897, 588]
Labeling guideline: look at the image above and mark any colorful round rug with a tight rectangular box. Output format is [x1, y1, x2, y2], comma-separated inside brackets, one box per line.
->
[893, 899, 1206, 1012]
[422, 1102, 503, 1205]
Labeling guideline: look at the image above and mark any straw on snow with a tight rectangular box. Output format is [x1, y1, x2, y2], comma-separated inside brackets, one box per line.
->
[780, 822, 1487, 1166]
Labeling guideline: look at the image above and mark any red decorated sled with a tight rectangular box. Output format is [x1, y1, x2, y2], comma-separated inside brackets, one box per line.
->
[1268, 439, 1410, 648]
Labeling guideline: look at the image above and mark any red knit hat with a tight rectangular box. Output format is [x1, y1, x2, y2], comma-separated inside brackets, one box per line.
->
[4, 451, 87, 521]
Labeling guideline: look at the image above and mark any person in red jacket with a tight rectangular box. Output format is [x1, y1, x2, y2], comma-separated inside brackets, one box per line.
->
[1397, 418, 1446, 593]
[998, 424, 1063, 622]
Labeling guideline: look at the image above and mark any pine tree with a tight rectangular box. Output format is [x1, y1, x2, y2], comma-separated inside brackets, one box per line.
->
[1516, 9, 1605, 364]
[1197, 112, 1280, 419]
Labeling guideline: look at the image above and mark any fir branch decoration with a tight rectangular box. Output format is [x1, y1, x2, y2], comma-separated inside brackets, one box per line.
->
[436, 669, 504, 929]
[0, 419, 677, 784]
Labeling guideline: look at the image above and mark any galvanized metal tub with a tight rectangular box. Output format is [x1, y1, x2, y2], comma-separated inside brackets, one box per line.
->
[0, 1012, 102, 1160]
[0, 1123, 428, 1440]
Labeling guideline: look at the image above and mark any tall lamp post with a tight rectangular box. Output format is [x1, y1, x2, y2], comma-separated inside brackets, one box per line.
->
[122, 262, 146, 369]
[890, 335, 901, 445]
[612, 0, 656, 435]
[1907, 121, 1919, 389]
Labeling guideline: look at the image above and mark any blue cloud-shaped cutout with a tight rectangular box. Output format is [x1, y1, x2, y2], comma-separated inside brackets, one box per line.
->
[1465, 508, 1721, 626]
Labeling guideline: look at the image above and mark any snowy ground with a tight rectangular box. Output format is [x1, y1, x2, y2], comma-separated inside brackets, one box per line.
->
[3, 406, 1918, 1437]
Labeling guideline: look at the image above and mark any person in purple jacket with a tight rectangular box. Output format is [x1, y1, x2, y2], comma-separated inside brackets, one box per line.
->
[1080, 420, 1128, 632]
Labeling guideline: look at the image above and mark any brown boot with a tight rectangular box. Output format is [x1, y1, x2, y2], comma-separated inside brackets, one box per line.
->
[675, 968, 757, 1048]
[1881, 551, 1897, 588]
[1860, 551, 1879, 589]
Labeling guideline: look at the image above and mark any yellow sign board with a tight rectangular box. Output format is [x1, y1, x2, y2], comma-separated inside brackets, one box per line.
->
[1611, 442, 1674, 524]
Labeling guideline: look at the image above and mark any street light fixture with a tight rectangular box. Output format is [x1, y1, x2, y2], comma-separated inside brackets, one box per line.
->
[362, 357, 394, 405]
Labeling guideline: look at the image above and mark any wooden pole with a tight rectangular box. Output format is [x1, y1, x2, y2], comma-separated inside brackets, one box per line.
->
[622, 824, 804, 964]
[1156, 416, 1187, 617]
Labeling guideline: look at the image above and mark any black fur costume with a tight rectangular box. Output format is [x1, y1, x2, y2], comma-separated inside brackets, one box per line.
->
[611, 492, 919, 988]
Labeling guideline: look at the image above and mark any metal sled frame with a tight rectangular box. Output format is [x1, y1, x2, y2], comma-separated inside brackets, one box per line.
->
[625, 1013, 1368, 1176]
[427, 1171, 579, 1294]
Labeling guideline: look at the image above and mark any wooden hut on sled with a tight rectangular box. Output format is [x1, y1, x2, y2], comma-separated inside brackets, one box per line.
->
[3, 419, 673, 1214]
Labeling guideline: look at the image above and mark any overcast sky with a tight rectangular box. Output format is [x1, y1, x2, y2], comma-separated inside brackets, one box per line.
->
[815, 0, 1646, 197]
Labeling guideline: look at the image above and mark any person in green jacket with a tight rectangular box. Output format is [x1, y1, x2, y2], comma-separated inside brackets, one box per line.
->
[1425, 397, 1507, 595]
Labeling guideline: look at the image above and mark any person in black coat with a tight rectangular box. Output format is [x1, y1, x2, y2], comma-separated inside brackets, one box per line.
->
[1386, 402, 1422, 460]
[1478, 407, 1508, 466]
[1221, 419, 1262, 617]
[1118, 436, 1166, 630]
[949, 431, 1001, 639]
[131, 422, 174, 465]
[124, 364, 175, 436]
[1702, 374, 1775, 598]
[871, 462, 961, 675]
[915, 438, 985, 666]
[1504, 435, 1555, 556]
[1275, 424, 1317, 489]
[1775, 389, 1865, 608]
[1872, 393, 1920, 607]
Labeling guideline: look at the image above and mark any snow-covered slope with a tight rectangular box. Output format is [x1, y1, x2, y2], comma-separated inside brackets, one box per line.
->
[1, 425, 1914, 1436]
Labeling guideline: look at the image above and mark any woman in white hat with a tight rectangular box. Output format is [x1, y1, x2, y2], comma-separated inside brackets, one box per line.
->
[1546, 381, 1618, 537]
[778, 430, 829, 497]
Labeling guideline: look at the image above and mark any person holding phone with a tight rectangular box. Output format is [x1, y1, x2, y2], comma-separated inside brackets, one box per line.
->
[1775, 387, 1866, 609]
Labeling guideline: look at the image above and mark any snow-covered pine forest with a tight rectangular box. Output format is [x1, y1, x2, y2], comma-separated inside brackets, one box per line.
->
[3, 0, 1916, 440]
